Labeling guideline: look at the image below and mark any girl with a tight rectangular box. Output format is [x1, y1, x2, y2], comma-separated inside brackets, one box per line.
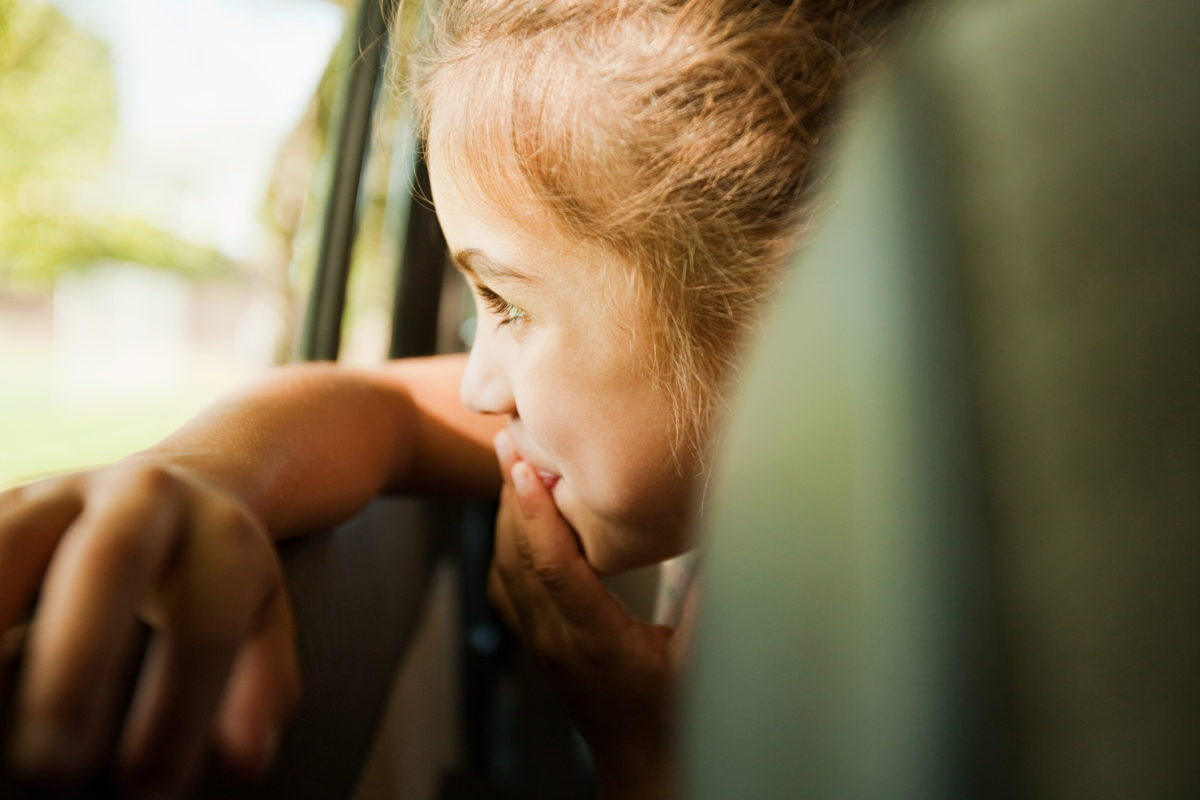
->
[0, 1, 897, 796]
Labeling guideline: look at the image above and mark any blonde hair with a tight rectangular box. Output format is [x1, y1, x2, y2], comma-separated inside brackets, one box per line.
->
[403, 0, 896, 453]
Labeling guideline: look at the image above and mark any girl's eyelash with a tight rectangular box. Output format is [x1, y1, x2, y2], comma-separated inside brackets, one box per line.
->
[475, 283, 525, 326]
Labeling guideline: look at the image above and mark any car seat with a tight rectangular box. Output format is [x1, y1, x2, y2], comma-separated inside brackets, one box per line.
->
[682, 0, 1200, 797]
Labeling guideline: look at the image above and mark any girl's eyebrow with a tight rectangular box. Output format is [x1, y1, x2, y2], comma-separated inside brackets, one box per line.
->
[453, 248, 538, 286]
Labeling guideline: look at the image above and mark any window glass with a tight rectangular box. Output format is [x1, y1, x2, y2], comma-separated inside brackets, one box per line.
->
[338, 52, 414, 367]
[0, 0, 346, 486]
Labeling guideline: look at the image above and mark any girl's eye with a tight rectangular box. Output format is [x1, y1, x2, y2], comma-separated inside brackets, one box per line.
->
[475, 283, 526, 327]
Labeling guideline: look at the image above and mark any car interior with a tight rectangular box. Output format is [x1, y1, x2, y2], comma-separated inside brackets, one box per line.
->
[2, 0, 1197, 797]
[685, 0, 1199, 797]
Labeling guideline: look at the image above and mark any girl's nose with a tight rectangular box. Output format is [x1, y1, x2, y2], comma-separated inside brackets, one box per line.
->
[458, 321, 516, 415]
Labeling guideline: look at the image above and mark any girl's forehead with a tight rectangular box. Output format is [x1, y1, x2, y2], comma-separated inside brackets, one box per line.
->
[425, 82, 656, 329]
[429, 125, 588, 269]
[427, 102, 547, 229]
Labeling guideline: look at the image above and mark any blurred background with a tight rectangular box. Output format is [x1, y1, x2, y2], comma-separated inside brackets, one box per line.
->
[1, 0, 412, 485]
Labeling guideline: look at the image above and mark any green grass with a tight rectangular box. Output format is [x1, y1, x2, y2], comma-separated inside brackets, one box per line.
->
[0, 341, 238, 488]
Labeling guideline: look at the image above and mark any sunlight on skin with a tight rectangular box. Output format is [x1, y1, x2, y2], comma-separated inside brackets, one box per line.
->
[427, 115, 701, 575]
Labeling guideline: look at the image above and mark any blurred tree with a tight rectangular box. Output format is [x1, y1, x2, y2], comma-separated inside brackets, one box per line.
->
[0, 0, 233, 290]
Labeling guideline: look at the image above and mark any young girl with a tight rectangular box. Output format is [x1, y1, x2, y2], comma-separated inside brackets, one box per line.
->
[0, 1, 897, 796]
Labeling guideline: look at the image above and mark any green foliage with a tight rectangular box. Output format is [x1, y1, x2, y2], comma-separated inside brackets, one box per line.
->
[0, 0, 116, 182]
[0, 0, 234, 290]
[0, 209, 237, 286]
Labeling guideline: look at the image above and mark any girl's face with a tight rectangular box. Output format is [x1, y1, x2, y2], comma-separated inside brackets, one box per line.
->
[428, 131, 699, 574]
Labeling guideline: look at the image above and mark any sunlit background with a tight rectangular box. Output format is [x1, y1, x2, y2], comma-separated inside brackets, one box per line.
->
[0, 0, 389, 485]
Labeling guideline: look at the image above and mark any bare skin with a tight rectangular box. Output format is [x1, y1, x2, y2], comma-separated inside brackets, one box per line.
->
[1, 109, 703, 799]
[0, 354, 502, 797]
[0, 325, 692, 799]
[489, 429, 697, 800]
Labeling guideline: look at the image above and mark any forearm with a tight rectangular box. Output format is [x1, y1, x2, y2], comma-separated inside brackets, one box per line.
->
[124, 354, 502, 539]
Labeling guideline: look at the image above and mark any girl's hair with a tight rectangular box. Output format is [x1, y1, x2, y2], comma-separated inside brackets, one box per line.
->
[402, 0, 898, 454]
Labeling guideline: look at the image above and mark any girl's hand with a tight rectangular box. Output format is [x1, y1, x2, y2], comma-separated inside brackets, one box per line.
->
[488, 430, 683, 800]
[0, 458, 300, 798]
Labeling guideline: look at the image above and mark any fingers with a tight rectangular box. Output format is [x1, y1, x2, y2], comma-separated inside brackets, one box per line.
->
[0, 483, 84, 622]
[213, 585, 301, 780]
[486, 548, 520, 634]
[492, 429, 520, 486]
[116, 491, 294, 796]
[486, 453, 679, 781]
[9, 467, 186, 781]
[505, 461, 614, 632]
[488, 440, 624, 665]
[117, 632, 233, 795]
[488, 483, 544, 638]
[0, 483, 84, 699]
[485, 439, 684, 787]
[1, 464, 300, 798]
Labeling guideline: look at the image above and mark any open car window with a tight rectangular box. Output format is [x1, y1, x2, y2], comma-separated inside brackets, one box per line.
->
[0, 0, 347, 485]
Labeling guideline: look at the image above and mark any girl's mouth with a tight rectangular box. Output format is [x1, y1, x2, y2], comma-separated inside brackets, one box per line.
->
[506, 421, 559, 490]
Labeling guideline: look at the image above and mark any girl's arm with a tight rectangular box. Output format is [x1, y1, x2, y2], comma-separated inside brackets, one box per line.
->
[134, 352, 503, 539]
[0, 352, 498, 796]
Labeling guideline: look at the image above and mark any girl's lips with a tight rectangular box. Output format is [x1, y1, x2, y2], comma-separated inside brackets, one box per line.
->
[506, 422, 559, 489]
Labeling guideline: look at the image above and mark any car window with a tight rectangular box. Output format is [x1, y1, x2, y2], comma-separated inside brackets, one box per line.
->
[0, 0, 346, 486]
[331, 0, 474, 367]
[337, 37, 416, 367]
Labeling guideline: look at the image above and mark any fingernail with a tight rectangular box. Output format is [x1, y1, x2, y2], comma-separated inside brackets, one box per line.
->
[511, 462, 533, 493]
[493, 430, 512, 463]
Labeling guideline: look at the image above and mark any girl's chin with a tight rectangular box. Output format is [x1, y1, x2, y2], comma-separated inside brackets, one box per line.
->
[558, 490, 692, 574]
[561, 508, 625, 575]
[573, 518, 681, 576]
